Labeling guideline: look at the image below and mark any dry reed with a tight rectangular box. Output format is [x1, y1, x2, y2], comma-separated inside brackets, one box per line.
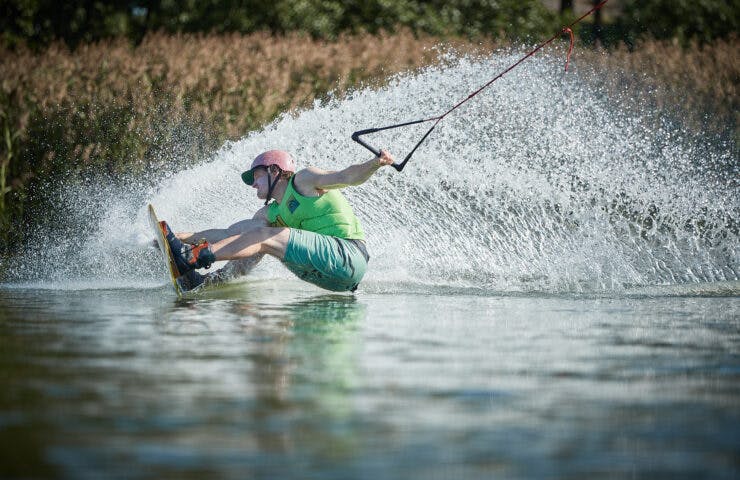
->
[0, 30, 736, 253]
[578, 36, 738, 141]
[0, 30, 493, 251]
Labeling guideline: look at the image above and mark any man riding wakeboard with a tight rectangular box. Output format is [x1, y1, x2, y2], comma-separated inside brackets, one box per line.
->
[158, 148, 395, 292]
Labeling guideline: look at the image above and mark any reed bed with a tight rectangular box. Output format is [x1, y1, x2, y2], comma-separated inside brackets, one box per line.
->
[0, 30, 489, 170]
[579, 36, 738, 142]
[0, 30, 492, 251]
[0, 30, 736, 253]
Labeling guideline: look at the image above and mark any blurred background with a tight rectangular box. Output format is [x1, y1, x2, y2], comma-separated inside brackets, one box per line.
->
[0, 0, 737, 256]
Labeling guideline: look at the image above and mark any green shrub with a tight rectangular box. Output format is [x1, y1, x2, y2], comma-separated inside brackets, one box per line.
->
[1, 0, 558, 49]
[618, 0, 740, 45]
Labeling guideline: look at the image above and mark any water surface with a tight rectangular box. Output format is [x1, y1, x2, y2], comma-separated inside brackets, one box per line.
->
[1, 281, 738, 479]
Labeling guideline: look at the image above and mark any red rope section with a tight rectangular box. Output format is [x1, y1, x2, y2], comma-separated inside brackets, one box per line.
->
[563, 27, 575, 72]
[425, 0, 609, 124]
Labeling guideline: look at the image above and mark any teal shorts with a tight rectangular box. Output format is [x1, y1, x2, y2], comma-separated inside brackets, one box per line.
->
[282, 229, 369, 292]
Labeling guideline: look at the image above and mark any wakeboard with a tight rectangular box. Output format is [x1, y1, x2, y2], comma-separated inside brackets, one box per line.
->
[147, 204, 184, 297]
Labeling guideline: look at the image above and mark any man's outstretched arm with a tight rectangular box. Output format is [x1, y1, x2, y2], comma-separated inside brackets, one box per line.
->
[296, 150, 395, 192]
[176, 205, 270, 244]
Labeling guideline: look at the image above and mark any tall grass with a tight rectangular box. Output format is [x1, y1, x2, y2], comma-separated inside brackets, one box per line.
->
[579, 36, 738, 142]
[0, 30, 492, 253]
[0, 30, 736, 254]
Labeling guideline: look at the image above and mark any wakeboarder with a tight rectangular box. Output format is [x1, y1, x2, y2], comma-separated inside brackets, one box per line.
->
[157, 149, 394, 292]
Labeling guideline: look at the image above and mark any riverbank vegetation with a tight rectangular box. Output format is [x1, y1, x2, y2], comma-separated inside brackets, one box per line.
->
[0, 31, 495, 252]
[0, 1, 737, 255]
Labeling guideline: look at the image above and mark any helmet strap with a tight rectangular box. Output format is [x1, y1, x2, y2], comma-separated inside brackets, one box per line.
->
[264, 168, 282, 206]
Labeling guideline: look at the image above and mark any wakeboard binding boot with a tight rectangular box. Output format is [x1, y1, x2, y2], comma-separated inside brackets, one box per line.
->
[159, 221, 216, 291]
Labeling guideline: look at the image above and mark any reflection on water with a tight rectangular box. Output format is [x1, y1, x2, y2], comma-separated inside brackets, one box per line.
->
[0, 282, 738, 479]
[0, 285, 369, 479]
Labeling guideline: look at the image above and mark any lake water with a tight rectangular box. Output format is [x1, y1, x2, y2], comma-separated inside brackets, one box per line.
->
[1, 281, 738, 479]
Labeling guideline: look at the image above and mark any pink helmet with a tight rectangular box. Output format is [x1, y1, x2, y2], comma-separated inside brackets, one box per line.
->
[241, 150, 296, 185]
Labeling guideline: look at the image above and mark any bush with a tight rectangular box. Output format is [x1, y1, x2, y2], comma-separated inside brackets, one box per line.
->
[1, 0, 558, 49]
[617, 0, 740, 45]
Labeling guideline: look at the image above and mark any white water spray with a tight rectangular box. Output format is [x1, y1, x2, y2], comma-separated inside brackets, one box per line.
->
[5, 50, 739, 293]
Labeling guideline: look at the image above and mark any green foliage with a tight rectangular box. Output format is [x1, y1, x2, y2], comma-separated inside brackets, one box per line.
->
[4, 0, 739, 50]
[265, 0, 558, 39]
[618, 0, 740, 45]
[1, 0, 558, 49]
[0, 112, 16, 230]
[1, 0, 133, 48]
[0, 97, 26, 253]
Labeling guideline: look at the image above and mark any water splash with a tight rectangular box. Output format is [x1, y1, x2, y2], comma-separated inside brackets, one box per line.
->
[4, 49, 738, 294]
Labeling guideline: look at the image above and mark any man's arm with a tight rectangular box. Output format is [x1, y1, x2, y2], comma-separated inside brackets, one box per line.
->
[295, 150, 394, 193]
[176, 205, 270, 244]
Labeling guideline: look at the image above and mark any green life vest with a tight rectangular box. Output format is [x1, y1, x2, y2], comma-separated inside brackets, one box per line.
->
[267, 175, 365, 240]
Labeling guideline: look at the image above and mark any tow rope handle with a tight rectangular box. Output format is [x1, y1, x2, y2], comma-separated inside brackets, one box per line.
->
[350, 0, 609, 173]
[352, 117, 434, 172]
[352, 129, 406, 172]
[350, 129, 380, 157]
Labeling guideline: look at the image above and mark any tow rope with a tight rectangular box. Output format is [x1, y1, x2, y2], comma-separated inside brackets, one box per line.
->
[352, 0, 609, 171]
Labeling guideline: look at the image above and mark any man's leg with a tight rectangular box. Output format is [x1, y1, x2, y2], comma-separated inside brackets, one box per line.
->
[199, 254, 265, 288]
[221, 255, 265, 277]
[198, 227, 286, 288]
[176, 218, 268, 244]
[279, 229, 368, 292]
[210, 227, 290, 260]
[180, 226, 284, 290]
